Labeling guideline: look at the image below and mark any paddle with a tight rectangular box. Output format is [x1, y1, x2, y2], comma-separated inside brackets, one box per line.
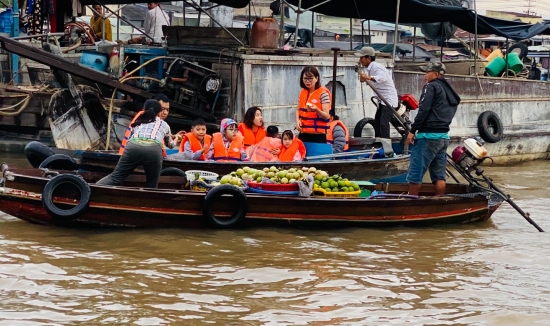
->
[446, 155, 544, 232]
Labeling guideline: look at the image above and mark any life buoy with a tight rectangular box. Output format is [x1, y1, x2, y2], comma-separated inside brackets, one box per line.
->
[24, 141, 54, 168]
[39, 154, 79, 171]
[160, 167, 186, 176]
[507, 42, 528, 60]
[42, 174, 91, 220]
[477, 111, 503, 143]
[353, 117, 376, 138]
[202, 184, 248, 228]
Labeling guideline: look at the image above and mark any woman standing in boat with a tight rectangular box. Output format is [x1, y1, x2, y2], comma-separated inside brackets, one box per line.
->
[97, 100, 171, 188]
[238, 106, 266, 149]
[296, 66, 332, 143]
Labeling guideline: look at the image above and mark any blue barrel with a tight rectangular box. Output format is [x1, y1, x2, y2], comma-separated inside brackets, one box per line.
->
[79, 51, 108, 72]
[0, 9, 12, 34]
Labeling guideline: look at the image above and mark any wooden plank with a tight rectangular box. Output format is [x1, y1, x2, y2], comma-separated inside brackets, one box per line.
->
[164, 26, 248, 47]
[0, 35, 216, 122]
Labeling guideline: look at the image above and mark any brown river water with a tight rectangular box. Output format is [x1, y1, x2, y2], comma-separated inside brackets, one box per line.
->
[1, 153, 549, 325]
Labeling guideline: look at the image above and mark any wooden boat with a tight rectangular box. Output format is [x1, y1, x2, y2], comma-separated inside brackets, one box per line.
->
[25, 137, 409, 183]
[75, 150, 410, 183]
[0, 163, 503, 229]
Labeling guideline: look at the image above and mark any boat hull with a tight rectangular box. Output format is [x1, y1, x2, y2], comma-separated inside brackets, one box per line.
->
[0, 167, 501, 229]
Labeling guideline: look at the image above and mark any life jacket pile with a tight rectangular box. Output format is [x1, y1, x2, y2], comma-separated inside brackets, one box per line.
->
[298, 86, 332, 134]
[239, 123, 266, 148]
[279, 138, 307, 162]
[178, 133, 212, 161]
[247, 137, 282, 162]
[118, 110, 167, 158]
[326, 120, 349, 151]
[211, 132, 244, 161]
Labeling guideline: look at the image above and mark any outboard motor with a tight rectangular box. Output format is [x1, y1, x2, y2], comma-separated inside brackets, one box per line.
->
[448, 137, 545, 232]
[451, 137, 489, 176]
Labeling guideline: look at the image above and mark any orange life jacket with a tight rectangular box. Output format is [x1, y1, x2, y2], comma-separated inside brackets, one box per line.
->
[247, 137, 281, 162]
[326, 120, 349, 151]
[238, 123, 266, 148]
[298, 86, 332, 134]
[179, 133, 212, 161]
[212, 132, 244, 161]
[119, 110, 144, 155]
[119, 110, 167, 158]
[279, 138, 306, 162]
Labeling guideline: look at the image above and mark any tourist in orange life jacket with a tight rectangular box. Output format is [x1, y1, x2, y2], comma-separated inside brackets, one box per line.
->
[178, 118, 211, 160]
[118, 93, 183, 156]
[96, 100, 171, 188]
[247, 125, 282, 162]
[296, 66, 332, 143]
[326, 114, 349, 153]
[238, 106, 266, 148]
[279, 130, 306, 162]
[206, 118, 248, 161]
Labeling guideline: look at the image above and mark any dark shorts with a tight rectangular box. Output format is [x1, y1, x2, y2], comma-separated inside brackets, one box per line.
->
[406, 138, 449, 184]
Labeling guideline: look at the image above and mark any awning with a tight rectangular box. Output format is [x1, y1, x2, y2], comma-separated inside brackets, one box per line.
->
[281, 0, 550, 41]
[79, 0, 251, 8]
[79, 0, 550, 40]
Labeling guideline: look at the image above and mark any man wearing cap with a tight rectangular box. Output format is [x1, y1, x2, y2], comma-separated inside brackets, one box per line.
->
[406, 61, 461, 197]
[356, 46, 399, 139]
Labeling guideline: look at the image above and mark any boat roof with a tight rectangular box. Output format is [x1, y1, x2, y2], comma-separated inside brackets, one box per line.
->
[79, 0, 550, 41]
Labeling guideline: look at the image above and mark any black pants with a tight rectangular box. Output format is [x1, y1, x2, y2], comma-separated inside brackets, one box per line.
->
[375, 104, 394, 139]
[96, 141, 163, 188]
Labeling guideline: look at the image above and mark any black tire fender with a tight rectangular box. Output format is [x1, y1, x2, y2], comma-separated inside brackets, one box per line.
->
[202, 184, 248, 228]
[42, 174, 91, 220]
[24, 141, 54, 168]
[39, 154, 79, 171]
[507, 42, 528, 60]
[353, 117, 376, 138]
[160, 167, 186, 176]
[477, 111, 504, 143]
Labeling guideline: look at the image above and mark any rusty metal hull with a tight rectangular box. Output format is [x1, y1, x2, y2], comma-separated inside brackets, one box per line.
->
[0, 167, 500, 229]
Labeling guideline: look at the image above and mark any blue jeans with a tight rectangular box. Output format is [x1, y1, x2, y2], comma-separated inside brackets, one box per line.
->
[406, 138, 449, 184]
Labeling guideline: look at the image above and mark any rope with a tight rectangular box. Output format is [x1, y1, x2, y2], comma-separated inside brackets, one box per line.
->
[360, 82, 366, 118]
[446, 191, 488, 198]
[105, 87, 118, 150]
[0, 95, 31, 116]
[119, 56, 173, 83]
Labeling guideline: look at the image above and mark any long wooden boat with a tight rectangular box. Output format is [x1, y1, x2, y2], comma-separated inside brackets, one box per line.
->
[0, 164, 503, 229]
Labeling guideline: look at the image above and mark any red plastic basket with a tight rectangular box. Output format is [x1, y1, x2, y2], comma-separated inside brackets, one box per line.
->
[247, 181, 299, 192]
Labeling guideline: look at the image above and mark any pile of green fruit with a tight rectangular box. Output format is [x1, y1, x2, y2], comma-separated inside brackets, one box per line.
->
[220, 166, 329, 185]
[313, 175, 360, 193]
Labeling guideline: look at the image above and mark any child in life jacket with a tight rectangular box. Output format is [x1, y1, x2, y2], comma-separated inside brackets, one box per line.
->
[178, 118, 211, 160]
[206, 118, 248, 161]
[279, 130, 306, 162]
[247, 125, 282, 162]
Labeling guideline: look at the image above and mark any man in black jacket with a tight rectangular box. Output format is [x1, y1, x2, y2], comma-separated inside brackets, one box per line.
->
[406, 62, 461, 196]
